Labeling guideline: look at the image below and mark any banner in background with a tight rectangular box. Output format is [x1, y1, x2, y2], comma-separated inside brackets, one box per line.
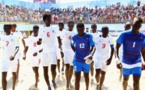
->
[33, 0, 56, 4]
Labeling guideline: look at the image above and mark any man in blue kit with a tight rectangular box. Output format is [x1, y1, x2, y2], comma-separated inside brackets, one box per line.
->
[116, 17, 145, 90]
[71, 23, 95, 90]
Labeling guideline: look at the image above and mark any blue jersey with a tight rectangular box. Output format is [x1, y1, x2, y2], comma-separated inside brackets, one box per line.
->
[71, 33, 95, 63]
[116, 30, 145, 65]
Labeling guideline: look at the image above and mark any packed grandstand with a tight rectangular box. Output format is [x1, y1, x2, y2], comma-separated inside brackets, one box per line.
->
[0, 2, 145, 24]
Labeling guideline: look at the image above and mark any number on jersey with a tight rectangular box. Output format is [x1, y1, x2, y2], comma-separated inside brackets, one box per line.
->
[47, 32, 50, 38]
[102, 44, 106, 49]
[68, 36, 71, 40]
[6, 41, 9, 46]
[80, 43, 85, 48]
[33, 42, 37, 47]
[132, 42, 136, 48]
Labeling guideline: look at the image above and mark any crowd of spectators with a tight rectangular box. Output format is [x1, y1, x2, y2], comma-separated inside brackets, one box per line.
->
[0, 2, 145, 24]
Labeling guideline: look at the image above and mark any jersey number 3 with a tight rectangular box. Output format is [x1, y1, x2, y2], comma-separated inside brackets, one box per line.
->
[102, 44, 106, 49]
[6, 41, 9, 46]
[80, 43, 85, 48]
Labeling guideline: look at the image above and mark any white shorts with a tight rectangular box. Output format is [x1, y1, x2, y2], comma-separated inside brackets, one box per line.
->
[57, 48, 61, 60]
[30, 55, 41, 67]
[41, 51, 57, 66]
[94, 55, 109, 72]
[63, 49, 74, 65]
[1, 58, 17, 72]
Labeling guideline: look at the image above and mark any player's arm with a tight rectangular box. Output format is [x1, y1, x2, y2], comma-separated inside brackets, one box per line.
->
[57, 36, 62, 49]
[90, 45, 96, 56]
[116, 33, 125, 69]
[22, 39, 26, 48]
[10, 46, 19, 61]
[106, 44, 114, 65]
[70, 36, 75, 52]
[141, 39, 145, 69]
[116, 43, 121, 59]
[23, 46, 29, 60]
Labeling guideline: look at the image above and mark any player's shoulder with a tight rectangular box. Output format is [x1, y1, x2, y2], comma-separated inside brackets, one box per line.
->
[85, 33, 93, 38]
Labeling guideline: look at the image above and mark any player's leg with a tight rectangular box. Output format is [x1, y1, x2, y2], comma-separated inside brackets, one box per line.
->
[42, 52, 51, 90]
[16, 59, 20, 80]
[51, 64, 57, 88]
[123, 76, 129, 90]
[68, 66, 73, 87]
[61, 58, 65, 74]
[99, 62, 108, 89]
[122, 68, 130, 90]
[43, 66, 51, 89]
[2, 72, 7, 90]
[32, 67, 39, 87]
[73, 60, 82, 90]
[83, 62, 91, 90]
[65, 64, 70, 88]
[84, 72, 89, 90]
[94, 59, 102, 89]
[99, 71, 106, 90]
[57, 59, 60, 73]
[133, 76, 140, 90]
[12, 72, 17, 90]
[95, 69, 101, 85]
[90, 61, 94, 83]
[75, 72, 81, 90]
[132, 67, 142, 90]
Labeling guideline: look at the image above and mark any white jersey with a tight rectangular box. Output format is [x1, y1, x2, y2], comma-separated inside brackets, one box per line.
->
[60, 30, 76, 50]
[26, 36, 42, 54]
[12, 31, 23, 44]
[90, 32, 101, 39]
[0, 34, 18, 59]
[38, 25, 58, 52]
[94, 35, 114, 58]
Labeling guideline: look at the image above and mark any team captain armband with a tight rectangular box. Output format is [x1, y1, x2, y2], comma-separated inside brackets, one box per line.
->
[110, 45, 114, 48]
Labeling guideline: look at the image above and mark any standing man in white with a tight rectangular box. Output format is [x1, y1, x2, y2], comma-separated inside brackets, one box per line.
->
[93, 26, 114, 90]
[90, 24, 101, 84]
[11, 24, 25, 81]
[1, 24, 19, 90]
[59, 21, 76, 89]
[37, 14, 59, 90]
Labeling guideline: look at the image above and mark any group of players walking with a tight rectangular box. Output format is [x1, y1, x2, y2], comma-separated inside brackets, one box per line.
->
[1, 14, 145, 90]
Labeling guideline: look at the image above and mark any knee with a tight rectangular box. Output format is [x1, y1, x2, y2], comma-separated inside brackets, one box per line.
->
[51, 65, 56, 72]
[12, 73, 16, 77]
[123, 77, 129, 82]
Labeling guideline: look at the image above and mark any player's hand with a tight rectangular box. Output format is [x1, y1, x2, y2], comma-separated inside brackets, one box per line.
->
[37, 41, 41, 45]
[117, 63, 122, 69]
[39, 49, 43, 53]
[10, 56, 15, 61]
[23, 56, 26, 60]
[33, 52, 38, 57]
[84, 55, 93, 64]
[142, 62, 145, 70]
[61, 51, 64, 58]
[106, 58, 112, 65]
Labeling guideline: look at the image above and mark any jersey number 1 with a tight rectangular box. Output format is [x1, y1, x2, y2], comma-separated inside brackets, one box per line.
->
[132, 42, 136, 48]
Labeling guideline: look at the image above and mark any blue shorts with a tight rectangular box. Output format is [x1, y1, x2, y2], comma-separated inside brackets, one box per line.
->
[122, 67, 142, 77]
[73, 60, 91, 73]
